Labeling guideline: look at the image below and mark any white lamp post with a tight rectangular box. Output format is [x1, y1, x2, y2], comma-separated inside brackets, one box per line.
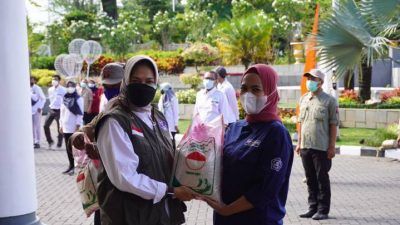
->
[0, 0, 42, 224]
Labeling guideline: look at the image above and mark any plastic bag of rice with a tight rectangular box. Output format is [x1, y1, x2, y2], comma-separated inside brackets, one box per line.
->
[171, 115, 224, 202]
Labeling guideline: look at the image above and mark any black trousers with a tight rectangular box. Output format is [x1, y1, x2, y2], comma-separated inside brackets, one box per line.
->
[94, 210, 101, 225]
[301, 148, 332, 214]
[64, 133, 74, 169]
[44, 109, 63, 145]
[171, 131, 177, 152]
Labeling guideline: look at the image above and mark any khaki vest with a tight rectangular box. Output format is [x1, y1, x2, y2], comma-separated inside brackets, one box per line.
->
[95, 106, 186, 225]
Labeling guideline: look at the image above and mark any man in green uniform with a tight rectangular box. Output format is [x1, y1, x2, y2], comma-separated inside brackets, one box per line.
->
[296, 69, 338, 221]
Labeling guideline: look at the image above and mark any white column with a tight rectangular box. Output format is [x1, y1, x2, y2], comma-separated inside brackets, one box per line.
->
[0, 0, 41, 224]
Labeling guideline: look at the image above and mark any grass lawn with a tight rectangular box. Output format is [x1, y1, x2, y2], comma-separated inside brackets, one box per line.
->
[179, 120, 380, 147]
[336, 128, 377, 146]
[278, 102, 297, 108]
[178, 119, 192, 134]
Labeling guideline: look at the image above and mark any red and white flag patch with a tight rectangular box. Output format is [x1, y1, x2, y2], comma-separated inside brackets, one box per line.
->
[131, 125, 144, 137]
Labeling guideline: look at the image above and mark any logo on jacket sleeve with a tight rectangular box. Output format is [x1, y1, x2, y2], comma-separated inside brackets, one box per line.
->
[271, 157, 283, 172]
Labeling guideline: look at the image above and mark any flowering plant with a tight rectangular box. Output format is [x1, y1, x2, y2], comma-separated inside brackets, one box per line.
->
[181, 43, 219, 72]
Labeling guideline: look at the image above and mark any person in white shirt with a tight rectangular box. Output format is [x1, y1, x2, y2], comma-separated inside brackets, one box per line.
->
[44, 75, 66, 149]
[31, 77, 46, 149]
[193, 71, 234, 126]
[99, 63, 124, 112]
[95, 55, 196, 224]
[158, 82, 180, 150]
[60, 81, 84, 175]
[215, 66, 240, 122]
[79, 79, 93, 125]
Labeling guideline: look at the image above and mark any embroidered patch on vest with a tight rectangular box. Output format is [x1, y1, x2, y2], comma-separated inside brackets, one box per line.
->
[131, 125, 144, 137]
[271, 158, 283, 172]
[158, 120, 169, 131]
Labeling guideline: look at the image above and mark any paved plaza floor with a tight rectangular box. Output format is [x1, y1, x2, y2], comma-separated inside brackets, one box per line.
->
[34, 121, 400, 225]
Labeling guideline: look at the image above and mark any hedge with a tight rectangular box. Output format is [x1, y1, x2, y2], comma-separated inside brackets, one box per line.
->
[31, 49, 186, 76]
[339, 102, 400, 109]
[31, 69, 56, 87]
[31, 56, 56, 70]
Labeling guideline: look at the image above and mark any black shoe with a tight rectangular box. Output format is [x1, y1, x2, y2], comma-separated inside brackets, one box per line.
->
[67, 168, 75, 176]
[299, 210, 317, 218]
[34, 144, 40, 149]
[56, 143, 62, 148]
[47, 141, 54, 150]
[62, 167, 74, 175]
[312, 212, 329, 220]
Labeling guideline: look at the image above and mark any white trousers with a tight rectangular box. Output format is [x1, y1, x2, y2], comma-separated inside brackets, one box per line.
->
[32, 112, 41, 144]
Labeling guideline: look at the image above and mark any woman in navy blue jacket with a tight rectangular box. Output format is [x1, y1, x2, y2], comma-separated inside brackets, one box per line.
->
[202, 64, 294, 225]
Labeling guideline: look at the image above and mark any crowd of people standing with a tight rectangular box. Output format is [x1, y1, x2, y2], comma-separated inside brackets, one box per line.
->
[30, 55, 341, 224]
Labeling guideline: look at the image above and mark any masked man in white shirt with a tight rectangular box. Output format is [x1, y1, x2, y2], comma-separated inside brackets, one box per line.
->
[215, 66, 239, 123]
[44, 75, 66, 149]
[31, 76, 46, 149]
[193, 71, 234, 126]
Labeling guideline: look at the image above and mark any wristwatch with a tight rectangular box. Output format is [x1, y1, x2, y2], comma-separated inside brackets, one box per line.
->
[166, 187, 175, 198]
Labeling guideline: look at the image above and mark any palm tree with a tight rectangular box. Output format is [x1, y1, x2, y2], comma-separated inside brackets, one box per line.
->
[317, 0, 399, 102]
[214, 12, 274, 69]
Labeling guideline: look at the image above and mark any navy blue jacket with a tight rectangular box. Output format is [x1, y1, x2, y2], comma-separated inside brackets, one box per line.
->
[214, 120, 294, 225]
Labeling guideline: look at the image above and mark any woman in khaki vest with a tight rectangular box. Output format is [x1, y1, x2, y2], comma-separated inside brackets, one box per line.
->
[93, 55, 197, 225]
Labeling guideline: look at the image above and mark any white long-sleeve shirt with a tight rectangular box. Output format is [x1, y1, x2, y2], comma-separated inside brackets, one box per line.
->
[217, 79, 239, 121]
[158, 95, 179, 133]
[99, 94, 108, 113]
[59, 97, 84, 133]
[31, 84, 46, 114]
[97, 106, 167, 204]
[193, 88, 234, 125]
[48, 85, 66, 110]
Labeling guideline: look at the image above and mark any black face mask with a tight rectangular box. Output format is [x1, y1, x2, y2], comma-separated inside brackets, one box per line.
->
[161, 90, 165, 95]
[127, 83, 156, 107]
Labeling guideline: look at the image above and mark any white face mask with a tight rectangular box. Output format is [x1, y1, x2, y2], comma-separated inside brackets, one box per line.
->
[203, 79, 215, 90]
[88, 83, 95, 88]
[52, 80, 59, 87]
[80, 82, 87, 88]
[240, 89, 277, 115]
[67, 87, 76, 94]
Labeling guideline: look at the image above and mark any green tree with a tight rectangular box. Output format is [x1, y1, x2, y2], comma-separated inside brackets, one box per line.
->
[102, 10, 149, 58]
[317, 0, 400, 102]
[185, 0, 232, 19]
[48, 0, 100, 15]
[214, 11, 274, 69]
[27, 18, 45, 57]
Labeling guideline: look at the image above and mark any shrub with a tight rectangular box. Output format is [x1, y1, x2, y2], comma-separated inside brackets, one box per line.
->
[176, 89, 197, 104]
[86, 55, 115, 76]
[281, 117, 296, 134]
[381, 88, 400, 102]
[181, 43, 219, 72]
[279, 108, 296, 119]
[31, 56, 56, 70]
[386, 96, 400, 105]
[365, 124, 398, 147]
[179, 73, 203, 90]
[31, 69, 57, 87]
[339, 89, 358, 101]
[126, 50, 185, 74]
